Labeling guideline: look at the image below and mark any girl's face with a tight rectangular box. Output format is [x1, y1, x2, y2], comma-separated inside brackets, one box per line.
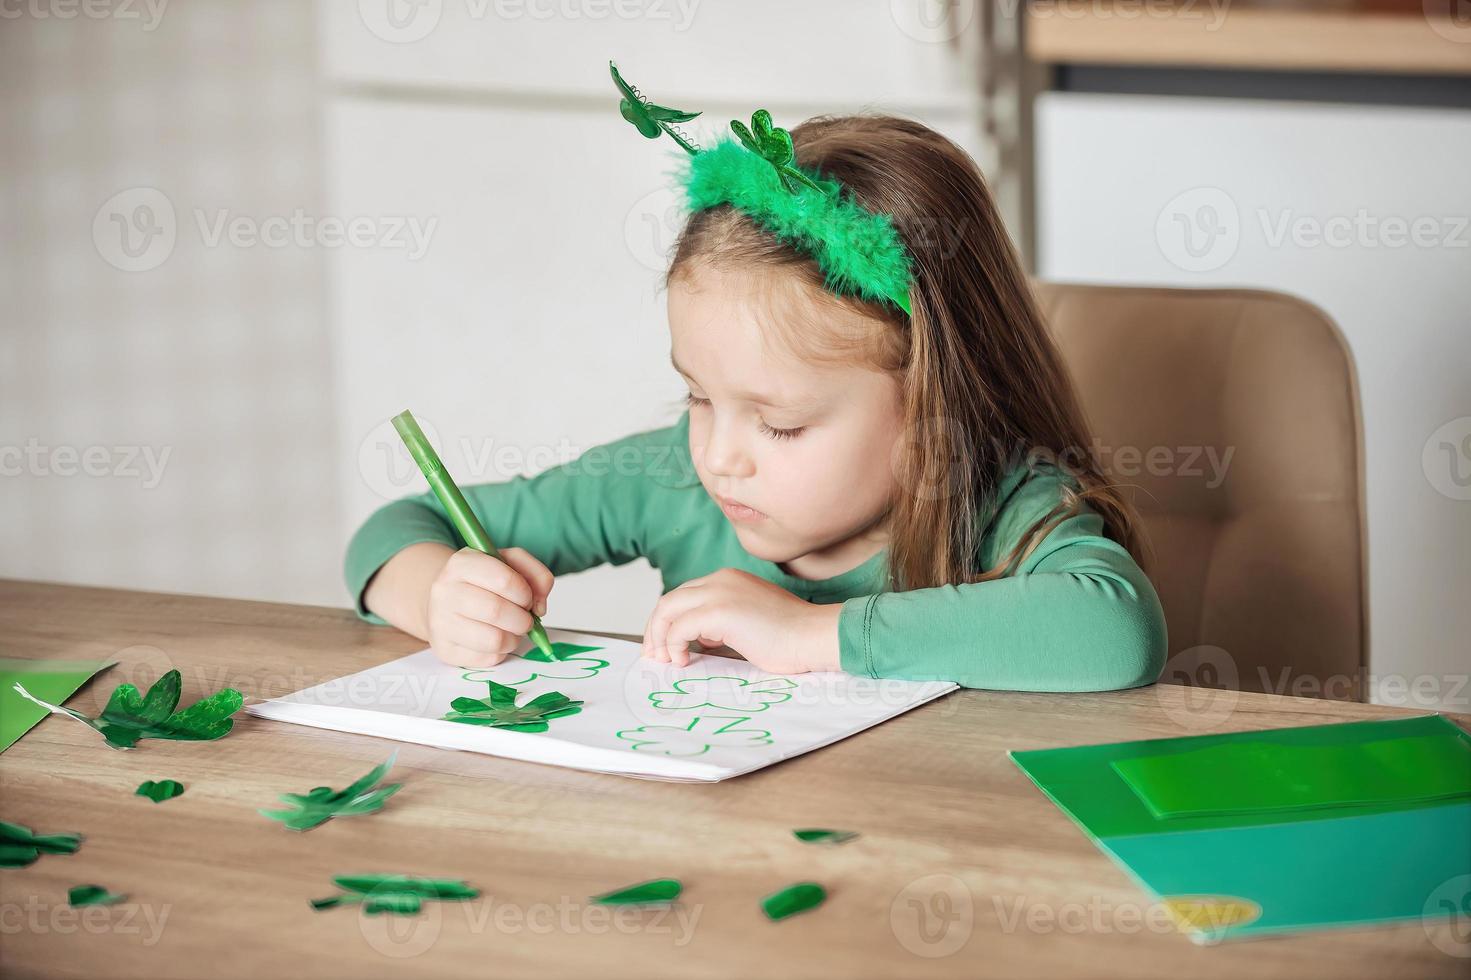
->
[668, 265, 905, 575]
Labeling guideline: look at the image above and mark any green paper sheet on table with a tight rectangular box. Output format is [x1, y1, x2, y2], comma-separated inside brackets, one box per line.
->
[0, 659, 113, 754]
[1010, 714, 1471, 943]
[1112, 729, 1471, 819]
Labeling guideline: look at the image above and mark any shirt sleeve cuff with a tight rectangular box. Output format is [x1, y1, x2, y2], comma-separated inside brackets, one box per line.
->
[343, 498, 459, 625]
[838, 594, 881, 678]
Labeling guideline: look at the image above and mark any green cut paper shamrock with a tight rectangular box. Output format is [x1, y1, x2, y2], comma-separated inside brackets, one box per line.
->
[311, 874, 480, 916]
[0, 820, 82, 869]
[135, 779, 185, 804]
[259, 755, 402, 832]
[442, 681, 583, 733]
[68, 884, 127, 907]
[12, 669, 243, 750]
[616, 715, 772, 758]
[730, 109, 833, 196]
[609, 61, 701, 155]
[649, 676, 797, 713]
[461, 643, 609, 687]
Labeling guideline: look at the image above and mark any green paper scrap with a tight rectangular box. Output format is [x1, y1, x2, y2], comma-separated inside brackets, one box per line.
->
[0, 819, 82, 868]
[761, 882, 826, 922]
[0, 658, 114, 754]
[590, 878, 682, 906]
[525, 642, 604, 664]
[260, 754, 402, 832]
[135, 779, 185, 804]
[442, 681, 583, 733]
[1112, 731, 1471, 819]
[311, 874, 479, 915]
[793, 829, 858, 845]
[12, 669, 244, 750]
[68, 884, 127, 907]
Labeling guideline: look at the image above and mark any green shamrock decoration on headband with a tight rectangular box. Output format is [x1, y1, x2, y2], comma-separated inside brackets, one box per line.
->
[730, 109, 836, 197]
[610, 61, 702, 155]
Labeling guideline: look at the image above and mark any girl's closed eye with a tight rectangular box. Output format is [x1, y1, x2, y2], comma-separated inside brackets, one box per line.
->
[684, 391, 806, 441]
[758, 419, 804, 441]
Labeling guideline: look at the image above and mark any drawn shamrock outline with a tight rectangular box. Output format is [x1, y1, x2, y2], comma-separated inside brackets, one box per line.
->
[461, 644, 609, 687]
[647, 675, 798, 714]
[615, 714, 773, 758]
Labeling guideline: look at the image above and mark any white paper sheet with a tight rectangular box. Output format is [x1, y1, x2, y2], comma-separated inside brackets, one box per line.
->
[246, 628, 957, 781]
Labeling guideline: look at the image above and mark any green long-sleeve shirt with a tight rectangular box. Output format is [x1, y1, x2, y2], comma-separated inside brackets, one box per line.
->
[345, 410, 1167, 692]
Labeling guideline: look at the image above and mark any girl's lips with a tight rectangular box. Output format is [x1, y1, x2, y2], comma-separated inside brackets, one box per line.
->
[716, 494, 766, 522]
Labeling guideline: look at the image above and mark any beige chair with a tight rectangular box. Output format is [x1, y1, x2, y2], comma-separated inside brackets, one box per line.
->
[1035, 282, 1367, 701]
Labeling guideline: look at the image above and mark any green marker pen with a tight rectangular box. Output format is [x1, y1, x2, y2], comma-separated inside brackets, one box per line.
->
[391, 410, 557, 661]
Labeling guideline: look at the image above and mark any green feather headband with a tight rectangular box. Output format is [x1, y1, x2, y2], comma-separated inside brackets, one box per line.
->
[610, 61, 914, 318]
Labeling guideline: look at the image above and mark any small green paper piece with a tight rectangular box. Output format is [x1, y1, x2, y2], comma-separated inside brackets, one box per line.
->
[442, 682, 583, 733]
[590, 878, 682, 906]
[135, 779, 185, 804]
[311, 874, 480, 916]
[793, 829, 859, 845]
[260, 754, 402, 832]
[68, 884, 127, 907]
[12, 669, 243, 750]
[761, 882, 827, 922]
[0, 819, 82, 868]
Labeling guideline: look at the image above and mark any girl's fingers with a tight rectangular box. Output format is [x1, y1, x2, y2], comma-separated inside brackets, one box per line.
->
[665, 608, 727, 668]
[646, 586, 711, 667]
[642, 575, 714, 658]
[451, 548, 535, 610]
[498, 547, 554, 616]
[445, 612, 517, 664]
[448, 580, 533, 636]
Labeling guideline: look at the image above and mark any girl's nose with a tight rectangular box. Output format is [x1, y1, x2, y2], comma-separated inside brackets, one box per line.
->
[702, 418, 755, 479]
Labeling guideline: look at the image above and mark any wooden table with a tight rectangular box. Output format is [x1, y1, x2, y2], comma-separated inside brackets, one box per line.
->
[1, 579, 1465, 978]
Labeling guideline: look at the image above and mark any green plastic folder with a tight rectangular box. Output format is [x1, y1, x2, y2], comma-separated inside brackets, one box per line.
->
[1011, 714, 1471, 942]
[0, 658, 114, 754]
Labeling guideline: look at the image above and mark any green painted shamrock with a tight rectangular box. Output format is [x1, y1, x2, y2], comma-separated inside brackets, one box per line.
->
[13, 670, 243, 750]
[610, 61, 702, 155]
[461, 642, 609, 687]
[259, 755, 402, 832]
[730, 109, 833, 196]
[442, 681, 583, 733]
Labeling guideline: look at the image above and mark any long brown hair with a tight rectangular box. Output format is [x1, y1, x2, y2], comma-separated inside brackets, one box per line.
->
[664, 113, 1145, 592]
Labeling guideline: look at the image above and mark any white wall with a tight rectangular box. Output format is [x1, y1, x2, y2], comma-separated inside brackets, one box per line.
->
[1036, 92, 1471, 709]
[0, 1, 342, 606]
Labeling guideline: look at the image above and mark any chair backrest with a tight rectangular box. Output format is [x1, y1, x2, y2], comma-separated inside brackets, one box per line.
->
[1034, 282, 1367, 701]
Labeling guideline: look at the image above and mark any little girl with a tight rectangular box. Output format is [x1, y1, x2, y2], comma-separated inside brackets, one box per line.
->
[347, 107, 1167, 692]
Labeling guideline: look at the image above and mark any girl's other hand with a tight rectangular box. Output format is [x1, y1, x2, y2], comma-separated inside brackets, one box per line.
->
[641, 568, 842, 674]
[426, 546, 553, 668]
